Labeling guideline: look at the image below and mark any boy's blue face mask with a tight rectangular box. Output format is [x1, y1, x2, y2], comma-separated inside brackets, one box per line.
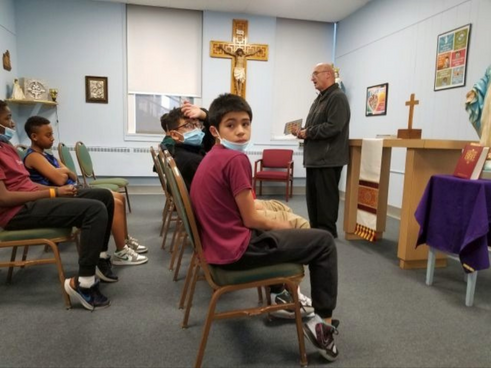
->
[182, 128, 205, 146]
[221, 138, 251, 152]
[0, 126, 15, 142]
[216, 131, 251, 153]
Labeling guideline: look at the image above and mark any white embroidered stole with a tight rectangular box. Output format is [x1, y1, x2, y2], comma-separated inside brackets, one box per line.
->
[354, 139, 383, 242]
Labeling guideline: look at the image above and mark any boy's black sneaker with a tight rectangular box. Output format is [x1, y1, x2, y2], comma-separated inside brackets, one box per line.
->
[96, 257, 118, 283]
[303, 322, 339, 362]
[64, 277, 111, 311]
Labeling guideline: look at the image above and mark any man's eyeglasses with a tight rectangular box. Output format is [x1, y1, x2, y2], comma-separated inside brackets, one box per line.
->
[175, 120, 204, 131]
[311, 70, 329, 78]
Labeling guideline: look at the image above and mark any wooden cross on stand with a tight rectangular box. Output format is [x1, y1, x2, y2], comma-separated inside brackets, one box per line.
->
[210, 19, 269, 98]
[397, 93, 422, 139]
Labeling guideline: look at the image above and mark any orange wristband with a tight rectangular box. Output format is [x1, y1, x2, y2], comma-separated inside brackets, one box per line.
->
[49, 188, 56, 198]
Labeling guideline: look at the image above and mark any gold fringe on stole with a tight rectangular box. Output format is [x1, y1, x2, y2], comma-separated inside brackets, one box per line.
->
[354, 223, 377, 242]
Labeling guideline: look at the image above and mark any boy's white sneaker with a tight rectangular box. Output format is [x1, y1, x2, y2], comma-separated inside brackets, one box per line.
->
[112, 245, 148, 266]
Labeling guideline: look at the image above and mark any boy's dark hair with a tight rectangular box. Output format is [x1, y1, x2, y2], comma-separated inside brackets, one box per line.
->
[166, 108, 185, 131]
[25, 116, 50, 138]
[160, 108, 185, 132]
[208, 93, 253, 128]
[0, 100, 8, 113]
[160, 113, 169, 132]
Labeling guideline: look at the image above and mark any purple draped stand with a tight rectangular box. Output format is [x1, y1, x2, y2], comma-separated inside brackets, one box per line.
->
[415, 175, 491, 273]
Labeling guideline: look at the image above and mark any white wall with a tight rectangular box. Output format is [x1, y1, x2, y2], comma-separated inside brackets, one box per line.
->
[336, 0, 491, 208]
[14, 1, 126, 143]
[271, 18, 333, 139]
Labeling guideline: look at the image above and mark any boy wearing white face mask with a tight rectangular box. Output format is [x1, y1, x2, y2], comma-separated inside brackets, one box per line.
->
[190, 93, 341, 362]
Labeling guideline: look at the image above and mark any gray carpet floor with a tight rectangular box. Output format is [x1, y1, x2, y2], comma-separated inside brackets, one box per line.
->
[1, 193, 491, 367]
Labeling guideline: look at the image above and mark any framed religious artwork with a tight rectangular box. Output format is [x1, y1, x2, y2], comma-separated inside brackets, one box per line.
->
[85, 76, 108, 103]
[3, 50, 12, 71]
[434, 24, 471, 91]
[365, 83, 389, 117]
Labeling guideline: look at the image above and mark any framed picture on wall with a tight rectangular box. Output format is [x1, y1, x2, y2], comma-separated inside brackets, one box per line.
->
[434, 24, 471, 91]
[85, 76, 108, 103]
[366, 83, 388, 117]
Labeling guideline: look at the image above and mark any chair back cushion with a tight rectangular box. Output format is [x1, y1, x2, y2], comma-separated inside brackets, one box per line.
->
[262, 149, 293, 168]
[75, 141, 95, 177]
[159, 151, 192, 242]
[57, 143, 78, 175]
[151, 147, 171, 197]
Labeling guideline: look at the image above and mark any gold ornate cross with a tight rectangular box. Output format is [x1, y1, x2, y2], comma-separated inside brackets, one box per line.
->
[210, 19, 268, 98]
[405, 93, 419, 130]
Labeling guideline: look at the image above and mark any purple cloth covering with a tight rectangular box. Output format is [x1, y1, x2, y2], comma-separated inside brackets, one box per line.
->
[415, 175, 491, 272]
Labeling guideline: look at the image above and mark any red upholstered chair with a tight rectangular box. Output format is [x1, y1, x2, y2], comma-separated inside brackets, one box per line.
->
[253, 149, 294, 202]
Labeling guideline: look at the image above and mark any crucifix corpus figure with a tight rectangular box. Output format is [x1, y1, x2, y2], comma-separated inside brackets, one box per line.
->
[210, 19, 269, 98]
[397, 93, 422, 139]
[219, 46, 260, 97]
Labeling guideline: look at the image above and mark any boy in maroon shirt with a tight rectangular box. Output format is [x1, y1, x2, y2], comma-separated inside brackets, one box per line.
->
[190, 93, 341, 362]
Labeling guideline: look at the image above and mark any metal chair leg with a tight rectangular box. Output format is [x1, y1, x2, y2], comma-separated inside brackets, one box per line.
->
[124, 186, 132, 213]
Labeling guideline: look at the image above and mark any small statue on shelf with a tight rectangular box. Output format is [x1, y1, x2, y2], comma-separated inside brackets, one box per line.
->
[331, 64, 346, 93]
[49, 88, 58, 103]
[11, 78, 25, 100]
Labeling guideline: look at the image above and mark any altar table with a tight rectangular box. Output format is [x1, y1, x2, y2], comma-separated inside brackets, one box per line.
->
[343, 139, 471, 269]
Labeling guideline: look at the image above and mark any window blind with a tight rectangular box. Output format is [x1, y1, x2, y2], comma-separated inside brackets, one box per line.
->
[127, 5, 202, 97]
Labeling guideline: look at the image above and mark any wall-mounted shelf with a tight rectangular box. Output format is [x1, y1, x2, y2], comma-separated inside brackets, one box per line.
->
[6, 98, 57, 106]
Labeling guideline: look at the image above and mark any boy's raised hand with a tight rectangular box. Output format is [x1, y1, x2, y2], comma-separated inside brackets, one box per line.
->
[181, 101, 207, 120]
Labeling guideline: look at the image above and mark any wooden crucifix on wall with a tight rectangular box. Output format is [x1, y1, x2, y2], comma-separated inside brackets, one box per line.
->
[210, 19, 269, 98]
